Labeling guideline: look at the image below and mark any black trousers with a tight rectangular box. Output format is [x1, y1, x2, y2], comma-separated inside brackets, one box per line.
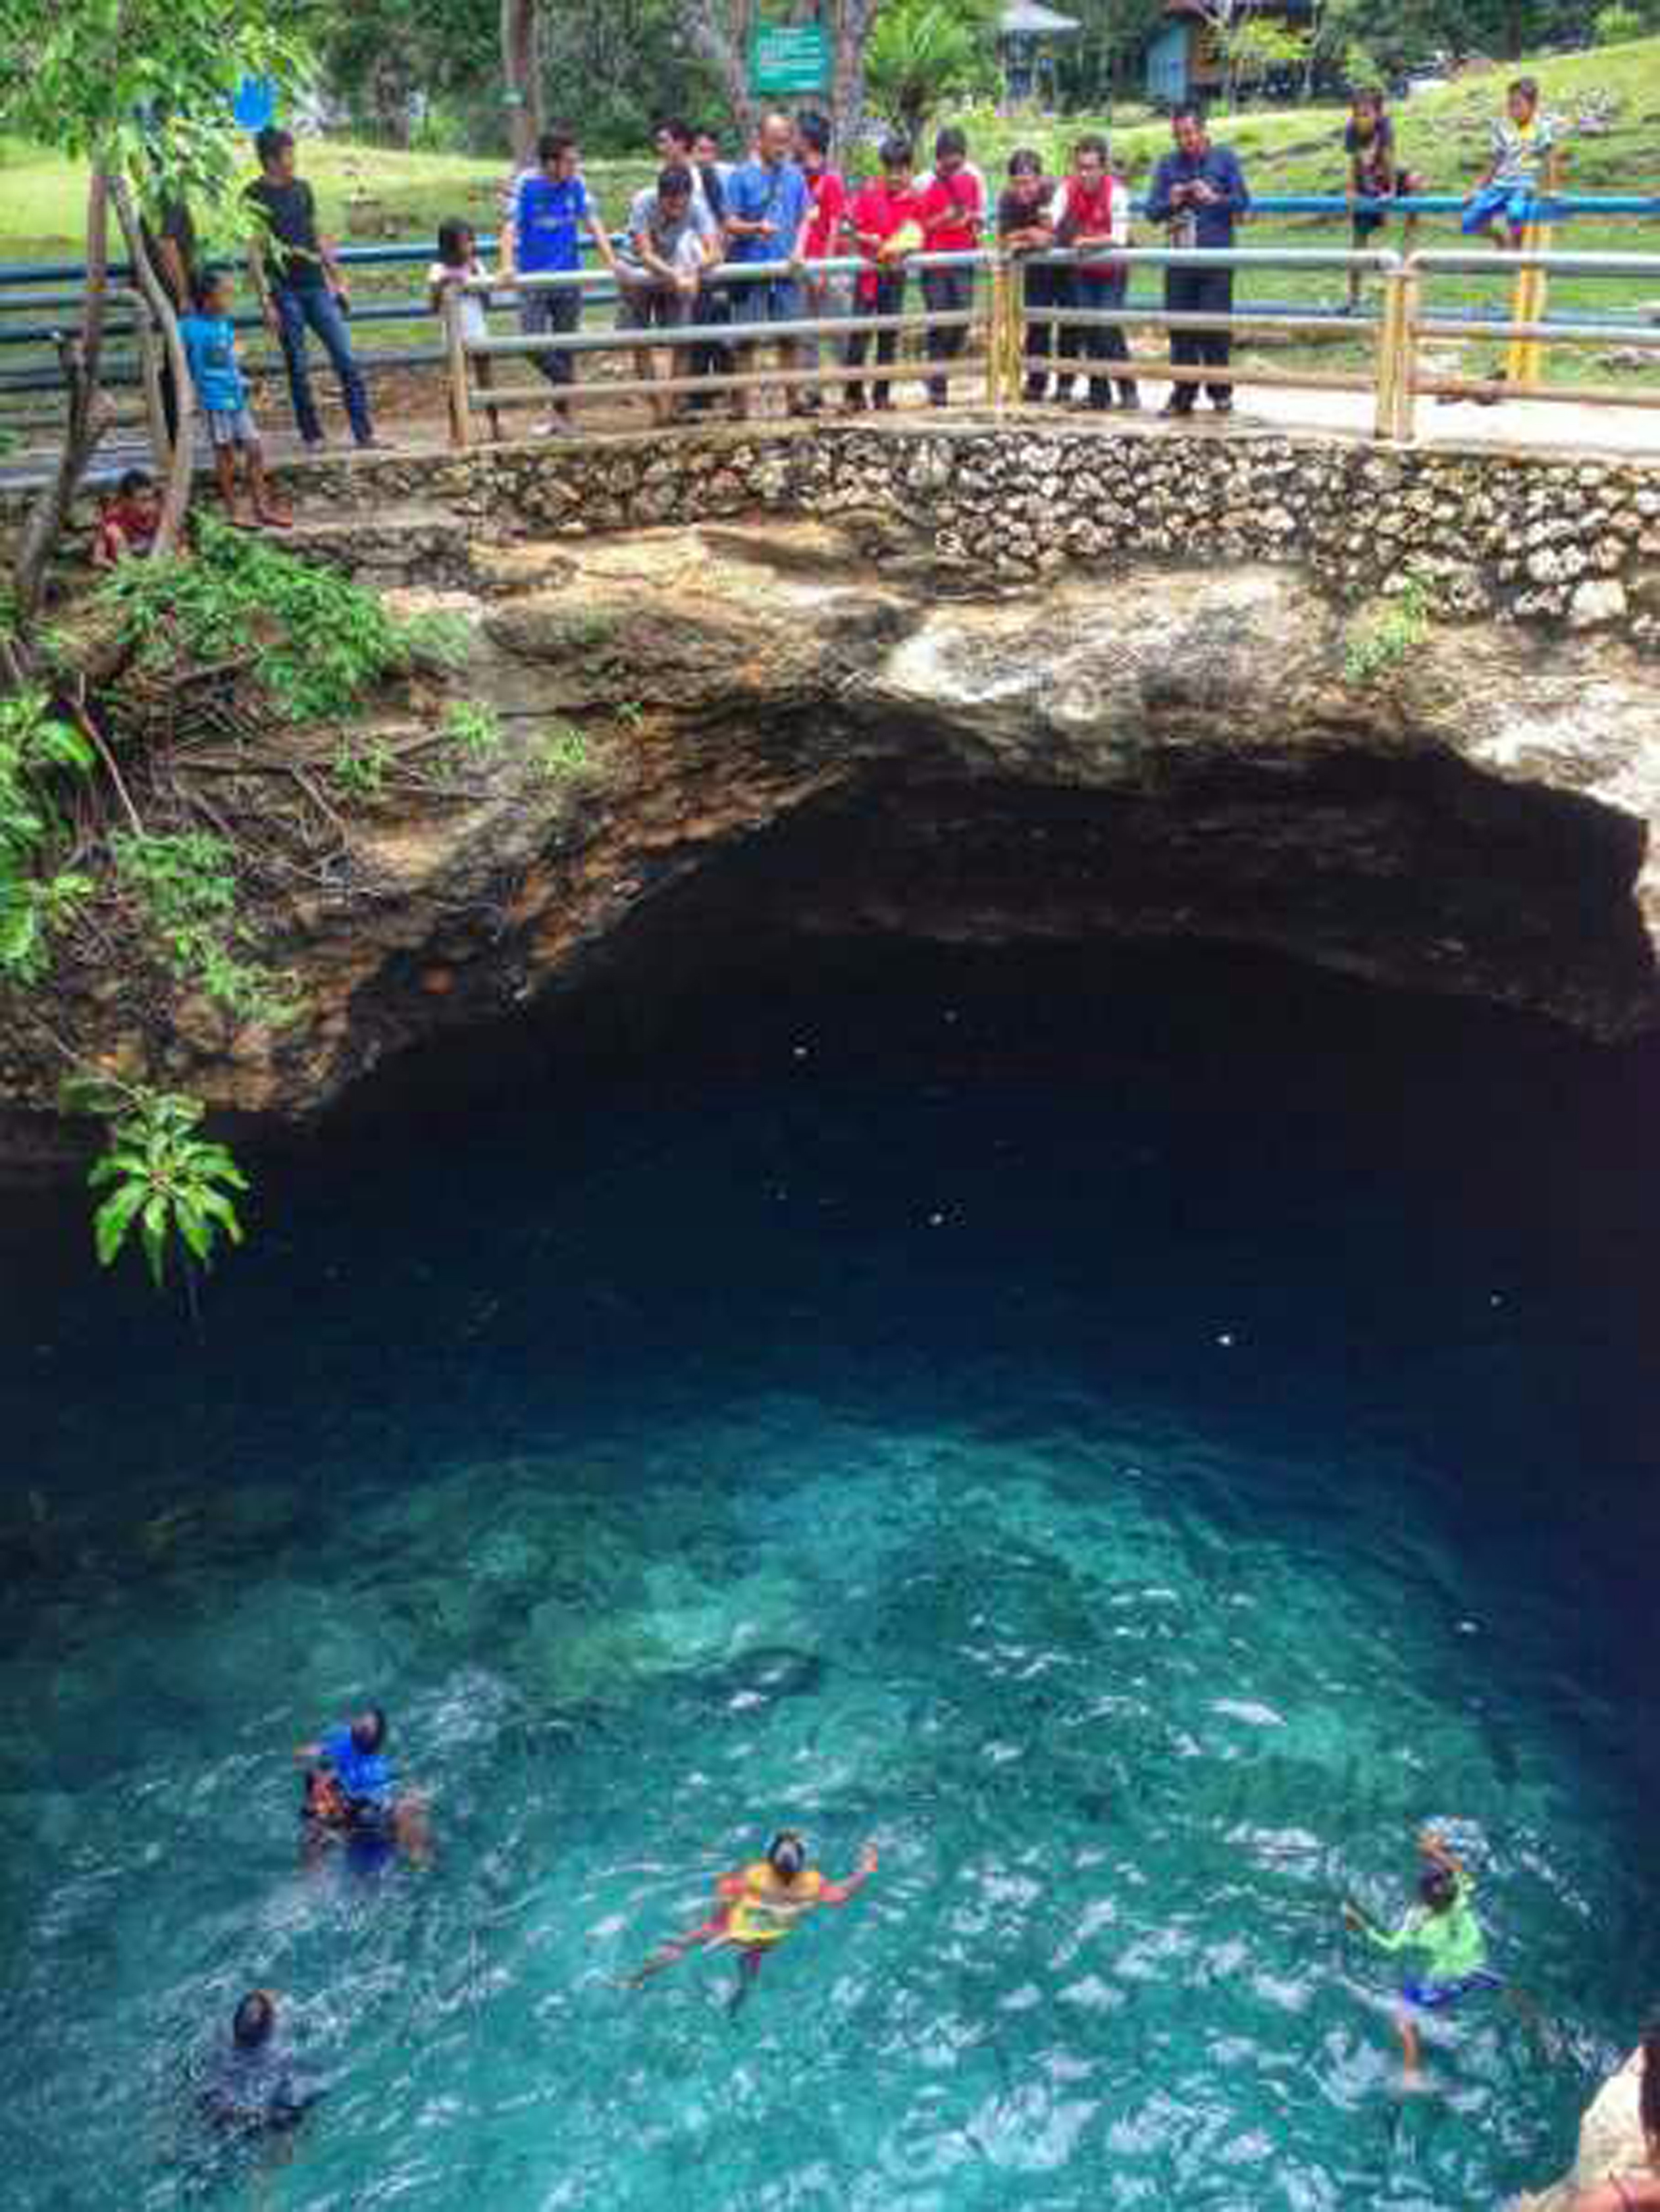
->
[1020, 261, 1072, 394]
[1060, 268, 1136, 405]
[1164, 263, 1233, 407]
[920, 267, 973, 402]
[845, 272, 905, 402]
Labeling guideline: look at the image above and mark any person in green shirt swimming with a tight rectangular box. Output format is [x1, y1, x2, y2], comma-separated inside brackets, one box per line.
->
[1343, 1829, 1501, 2084]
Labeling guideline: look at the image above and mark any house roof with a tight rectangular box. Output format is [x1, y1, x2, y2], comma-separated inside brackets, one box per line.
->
[999, 0, 1081, 34]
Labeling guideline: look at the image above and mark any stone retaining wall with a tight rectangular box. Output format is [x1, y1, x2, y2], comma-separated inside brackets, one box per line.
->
[249, 421, 1660, 638]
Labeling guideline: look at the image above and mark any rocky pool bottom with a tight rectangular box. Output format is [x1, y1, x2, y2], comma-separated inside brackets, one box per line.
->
[1, 942, 1656, 2212]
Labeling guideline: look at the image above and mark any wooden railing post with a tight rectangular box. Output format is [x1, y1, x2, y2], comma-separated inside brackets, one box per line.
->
[1393, 264, 1421, 443]
[1374, 263, 1402, 439]
[442, 284, 474, 450]
[986, 251, 1006, 409]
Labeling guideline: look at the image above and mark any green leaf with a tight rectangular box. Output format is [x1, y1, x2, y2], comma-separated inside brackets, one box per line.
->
[173, 1197, 213, 1265]
[140, 1193, 170, 1287]
[93, 1181, 147, 1268]
[196, 1187, 245, 1245]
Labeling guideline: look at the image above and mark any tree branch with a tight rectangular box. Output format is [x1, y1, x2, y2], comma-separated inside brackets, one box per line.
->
[108, 172, 194, 565]
[13, 170, 112, 628]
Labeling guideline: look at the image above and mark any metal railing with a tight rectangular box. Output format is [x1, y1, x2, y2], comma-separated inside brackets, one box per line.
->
[441, 251, 994, 440]
[9, 197, 1660, 459]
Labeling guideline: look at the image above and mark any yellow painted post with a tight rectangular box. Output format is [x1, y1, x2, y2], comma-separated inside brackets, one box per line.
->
[1505, 145, 1562, 388]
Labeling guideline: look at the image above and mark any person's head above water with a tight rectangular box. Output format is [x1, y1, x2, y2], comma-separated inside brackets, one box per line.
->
[350, 1707, 387, 1756]
[766, 1830, 807, 1881]
[1418, 1863, 1459, 1913]
[233, 1990, 276, 2049]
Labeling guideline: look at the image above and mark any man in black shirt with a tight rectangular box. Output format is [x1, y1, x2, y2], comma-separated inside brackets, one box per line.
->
[245, 126, 377, 449]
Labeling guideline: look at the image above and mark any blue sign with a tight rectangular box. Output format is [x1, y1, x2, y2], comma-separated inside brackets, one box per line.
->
[233, 77, 277, 130]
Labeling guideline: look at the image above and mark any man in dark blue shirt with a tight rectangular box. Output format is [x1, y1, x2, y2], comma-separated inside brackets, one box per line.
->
[1145, 103, 1250, 417]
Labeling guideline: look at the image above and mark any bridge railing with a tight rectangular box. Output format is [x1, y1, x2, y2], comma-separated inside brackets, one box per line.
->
[442, 251, 994, 441]
[9, 197, 1660, 457]
[1385, 248, 1660, 435]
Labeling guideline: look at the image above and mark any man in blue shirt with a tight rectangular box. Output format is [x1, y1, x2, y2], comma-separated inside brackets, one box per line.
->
[722, 108, 814, 417]
[1145, 103, 1250, 418]
[503, 130, 620, 434]
[296, 1705, 430, 1864]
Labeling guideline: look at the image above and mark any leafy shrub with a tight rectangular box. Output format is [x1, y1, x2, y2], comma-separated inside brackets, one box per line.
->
[97, 518, 463, 725]
[1343, 579, 1432, 686]
[0, 687, 95, 982]
[84, 1085, 247, 1285]
[114, 829, 296, 1025]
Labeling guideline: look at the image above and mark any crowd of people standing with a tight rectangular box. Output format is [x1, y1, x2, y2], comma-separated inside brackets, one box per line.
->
[102, 77, 1567, 541]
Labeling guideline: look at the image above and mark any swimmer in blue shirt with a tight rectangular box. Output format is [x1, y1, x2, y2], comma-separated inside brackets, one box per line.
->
[296, 1707, 430, 1865]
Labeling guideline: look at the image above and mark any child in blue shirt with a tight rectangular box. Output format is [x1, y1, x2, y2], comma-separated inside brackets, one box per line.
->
[180, 268, 289, 528]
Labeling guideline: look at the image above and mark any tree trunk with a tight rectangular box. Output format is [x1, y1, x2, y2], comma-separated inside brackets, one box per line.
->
[686, 0, 757, 145]
[109, 174, 193, 566]
[501, 0, 542, 166]
[827, 0, 876, 162]
[13, 173, 112, 630]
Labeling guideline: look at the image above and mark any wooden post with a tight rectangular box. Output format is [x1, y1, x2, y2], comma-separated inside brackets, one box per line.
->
[443, 284, 474, 450]
[987, 252, 1006, 409]
[1393, 266, 1420, 444]
[133, 292, 170, 473]
[1005, 253, 1027, 405]
[1505, 145, 1562, 388]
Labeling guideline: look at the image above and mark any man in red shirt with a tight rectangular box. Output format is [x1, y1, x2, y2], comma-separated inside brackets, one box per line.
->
[794, 111, 848, 415]
[1050, 133, 1139, 411]
[916, 124, 984, 406]
[846, 135, 920, 411]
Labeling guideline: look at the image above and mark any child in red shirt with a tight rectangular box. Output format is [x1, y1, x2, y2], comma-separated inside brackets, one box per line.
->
[916, 125, 984, 406]
[92, 469, 162, 567]
[846, 136, 920, 411]
[794, 111, 849, 414]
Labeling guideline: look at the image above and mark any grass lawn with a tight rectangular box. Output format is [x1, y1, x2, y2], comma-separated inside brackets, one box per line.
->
[6, 36, 1660, 402]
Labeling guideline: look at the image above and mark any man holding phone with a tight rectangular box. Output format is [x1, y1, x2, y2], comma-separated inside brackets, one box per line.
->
[1145, 103, 1250, 419]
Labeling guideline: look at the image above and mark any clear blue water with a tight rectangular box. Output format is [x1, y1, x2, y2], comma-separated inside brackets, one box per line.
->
[1, 944, 1657, 2212]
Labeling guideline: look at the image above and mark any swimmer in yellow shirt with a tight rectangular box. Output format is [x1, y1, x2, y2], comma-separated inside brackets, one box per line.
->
[624, 1830, 879, 2014]
[1344, 1829, 1501, 2083]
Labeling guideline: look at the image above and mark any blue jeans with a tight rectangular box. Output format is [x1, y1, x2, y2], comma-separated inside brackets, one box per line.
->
[1463, 182, 1535, 238]
[273, 285, 373, 446]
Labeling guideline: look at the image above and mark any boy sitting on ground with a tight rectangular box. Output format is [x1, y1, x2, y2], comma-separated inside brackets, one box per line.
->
[91, 470, 162, 567]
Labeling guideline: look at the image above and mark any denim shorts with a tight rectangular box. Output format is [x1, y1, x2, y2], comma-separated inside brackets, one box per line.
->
[1402, 1968, 1503, 2012]
[1463, 182, 1536, 235]
[204, 405, 260, 450]
[731, 277, 802, 325]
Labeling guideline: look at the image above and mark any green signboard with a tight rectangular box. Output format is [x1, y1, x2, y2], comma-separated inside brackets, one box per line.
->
[748, 22, 832, 94]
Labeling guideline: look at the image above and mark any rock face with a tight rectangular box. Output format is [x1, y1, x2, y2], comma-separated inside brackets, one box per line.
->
[5, 422, 1660, 1164]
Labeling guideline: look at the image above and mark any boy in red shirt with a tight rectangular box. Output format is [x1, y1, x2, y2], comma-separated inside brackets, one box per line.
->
[1050, 133, 1138, 412]
[91, 469, 161, 567]
[846, 136, 920, 411]
[916, 125, 984, 406]
[794, 111, 848, 415]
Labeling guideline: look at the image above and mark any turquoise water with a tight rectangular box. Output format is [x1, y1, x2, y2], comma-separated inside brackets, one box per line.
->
[1, 946, 1656, 2212]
